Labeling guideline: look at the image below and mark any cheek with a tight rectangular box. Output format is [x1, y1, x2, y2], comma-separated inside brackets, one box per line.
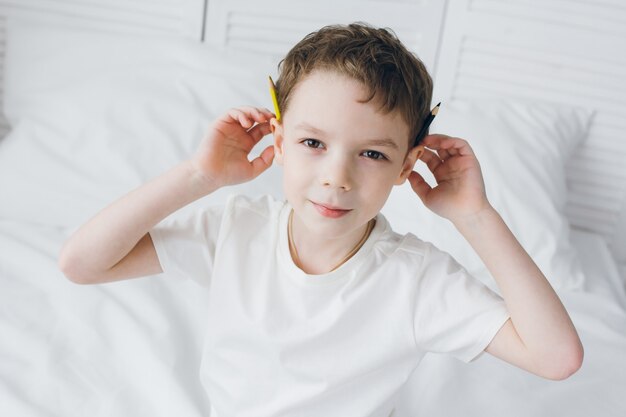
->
[354, 169, 394, 195]
[282, 143, 311, 175]
[358, 162, 403, 185]
[368, 184, 395, 214]
[282, 155, 309, 188]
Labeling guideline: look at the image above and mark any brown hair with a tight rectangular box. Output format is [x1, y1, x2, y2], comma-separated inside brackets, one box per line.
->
[275, 22, 433, 147]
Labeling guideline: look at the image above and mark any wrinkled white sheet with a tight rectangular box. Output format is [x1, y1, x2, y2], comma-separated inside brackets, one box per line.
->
[1, 220, 625, 416]
[0, 219, 210, 416]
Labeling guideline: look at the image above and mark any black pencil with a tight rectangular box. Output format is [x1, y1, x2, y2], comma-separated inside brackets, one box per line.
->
[413, 102, 441, 147]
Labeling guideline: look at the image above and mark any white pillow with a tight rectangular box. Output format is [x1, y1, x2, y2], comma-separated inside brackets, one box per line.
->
[0, 18, 283, 227]
[382, 99, 592, 293]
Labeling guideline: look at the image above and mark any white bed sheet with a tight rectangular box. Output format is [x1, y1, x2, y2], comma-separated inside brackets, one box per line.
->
[0, 219, 210, 416]
[1, 219, 625, 416]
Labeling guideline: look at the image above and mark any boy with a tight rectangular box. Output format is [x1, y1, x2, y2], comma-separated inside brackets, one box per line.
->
[59, 23, 583, 416]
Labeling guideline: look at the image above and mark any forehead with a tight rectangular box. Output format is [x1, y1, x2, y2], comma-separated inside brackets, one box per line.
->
[283, 70, 409, 144]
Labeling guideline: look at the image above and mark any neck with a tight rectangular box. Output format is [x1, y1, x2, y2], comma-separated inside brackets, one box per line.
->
[288, 210, 375, 274]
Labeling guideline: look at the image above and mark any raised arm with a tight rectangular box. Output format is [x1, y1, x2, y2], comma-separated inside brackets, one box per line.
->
[59, 106, 275, 284]
[408, 134, 583, 381]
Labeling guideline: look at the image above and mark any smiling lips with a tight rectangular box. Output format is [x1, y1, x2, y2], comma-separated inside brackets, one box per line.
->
[311, 201, 352, 218]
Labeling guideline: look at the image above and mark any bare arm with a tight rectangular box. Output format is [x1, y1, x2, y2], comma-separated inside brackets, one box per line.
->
[59, 106, 275, 284]
[408, 134, 583, 380]
[455, 207, 583, 380]
[58, 161, 217, 284]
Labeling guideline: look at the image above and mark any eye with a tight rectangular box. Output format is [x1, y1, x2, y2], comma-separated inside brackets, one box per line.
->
[362, 150, 387, 161]
[302, 138, 324, 149]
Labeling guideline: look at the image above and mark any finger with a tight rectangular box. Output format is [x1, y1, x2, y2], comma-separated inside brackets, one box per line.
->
[408, 171, 431, 203]
[440, 143, 460, 158]
[422, 134, 475, 157]
[420, 147, 444, 173]
[249, 145, 275, 179]
[228, 107, 274, 129]
[227, 108, 254, 129]
[243, 106, 275, 123]
[262, 107, 276, 119]
[421, 133, 451, 149]
[247, 121, 272, 142]
[437, 147, 453, 161]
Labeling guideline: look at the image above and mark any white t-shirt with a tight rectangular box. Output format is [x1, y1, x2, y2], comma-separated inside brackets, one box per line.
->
[150, 194, 510, 417]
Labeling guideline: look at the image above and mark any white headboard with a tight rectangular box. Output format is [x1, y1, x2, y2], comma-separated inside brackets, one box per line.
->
[202, 0, 447, 74]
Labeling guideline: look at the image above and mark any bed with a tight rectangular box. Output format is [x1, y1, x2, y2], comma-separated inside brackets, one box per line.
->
[1, 1, 625, 416]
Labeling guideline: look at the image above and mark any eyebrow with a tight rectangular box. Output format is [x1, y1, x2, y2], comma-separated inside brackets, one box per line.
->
[295, 122, 326, 136]
[363, 138, 399, 150]
[294, 122, 400, 150]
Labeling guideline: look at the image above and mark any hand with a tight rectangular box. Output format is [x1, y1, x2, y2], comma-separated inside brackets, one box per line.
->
[190, 106, 276, 188]
[408, 134, 491, 223]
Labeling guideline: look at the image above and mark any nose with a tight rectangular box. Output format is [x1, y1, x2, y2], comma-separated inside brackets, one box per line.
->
[320, 154, 353, 191]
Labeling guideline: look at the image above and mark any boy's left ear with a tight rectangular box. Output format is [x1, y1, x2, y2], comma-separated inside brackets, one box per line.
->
[395, 145, 424, 185]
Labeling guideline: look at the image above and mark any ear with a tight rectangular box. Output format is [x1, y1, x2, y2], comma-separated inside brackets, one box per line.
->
[394, 145, 424, 185]
[270, 118, 285, 166]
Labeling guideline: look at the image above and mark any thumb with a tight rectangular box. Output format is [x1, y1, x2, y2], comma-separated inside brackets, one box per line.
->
[408, 171, 431, 203]
[249, 145, 275, 179]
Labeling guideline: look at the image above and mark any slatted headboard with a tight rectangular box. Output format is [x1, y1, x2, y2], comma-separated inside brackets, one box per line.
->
[202, 0, 446, 73]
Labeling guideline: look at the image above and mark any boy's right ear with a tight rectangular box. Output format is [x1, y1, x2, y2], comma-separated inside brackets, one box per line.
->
[270, 118, 285, 166]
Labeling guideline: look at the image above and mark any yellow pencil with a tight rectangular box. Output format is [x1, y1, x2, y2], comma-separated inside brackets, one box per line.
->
[268, 76, 281, 121]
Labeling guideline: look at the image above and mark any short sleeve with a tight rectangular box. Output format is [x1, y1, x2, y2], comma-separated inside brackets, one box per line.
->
[149, 203, 225, 288]
[413, 243, 510, 363]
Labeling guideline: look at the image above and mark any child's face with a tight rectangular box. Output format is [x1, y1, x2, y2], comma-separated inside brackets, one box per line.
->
[271, 70, 422, 238]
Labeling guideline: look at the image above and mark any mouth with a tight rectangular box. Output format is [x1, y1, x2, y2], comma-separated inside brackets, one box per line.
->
[311, 201, 352, 218]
